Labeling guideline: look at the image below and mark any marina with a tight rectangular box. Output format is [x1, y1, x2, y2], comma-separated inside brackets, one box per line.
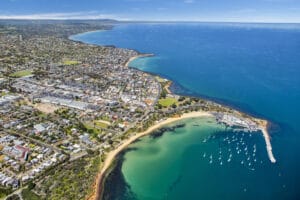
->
[199, 127, 273, 170]
[214, 113, 276, 163]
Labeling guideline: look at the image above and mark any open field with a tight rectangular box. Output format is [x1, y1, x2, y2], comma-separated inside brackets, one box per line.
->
[9, 70, 32, 78]
[94, 120, 111, 129]
[63, 60, 80, 66]
[158, 97, 178, 107]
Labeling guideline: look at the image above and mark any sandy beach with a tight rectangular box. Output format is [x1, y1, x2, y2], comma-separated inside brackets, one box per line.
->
[89, 111, 213, 200]
[125, 53, 154, 68]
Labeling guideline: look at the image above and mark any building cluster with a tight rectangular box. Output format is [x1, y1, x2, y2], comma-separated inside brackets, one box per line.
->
[0, 132, 66, 188]
[215, 113, 259, 132]
[0, 21, 163, 193]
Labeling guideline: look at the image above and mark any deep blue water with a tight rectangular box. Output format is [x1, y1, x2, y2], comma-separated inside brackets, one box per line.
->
[71, 23, 300, 200]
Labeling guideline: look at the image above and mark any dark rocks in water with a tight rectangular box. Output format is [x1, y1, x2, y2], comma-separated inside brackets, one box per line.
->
[132, 138, 142, 144]
[150, 124, 186, 139]
[151, 129, 165, 139]
[102, 155, 138, 200]
[175, 124, 186, 129]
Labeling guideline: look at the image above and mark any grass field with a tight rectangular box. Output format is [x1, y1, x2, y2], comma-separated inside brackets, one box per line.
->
[63, 60, 80, 66]
[83, 121, 102, 136]
[158, 97, 178, 107]
[9, 70, 32, 78]
[21, 188, 40, 200]
[94, 120, 111, 129]
[1, 91, 7, 97]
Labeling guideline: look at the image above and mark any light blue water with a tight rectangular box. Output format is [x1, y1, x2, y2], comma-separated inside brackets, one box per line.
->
[71, 23, 300, 200]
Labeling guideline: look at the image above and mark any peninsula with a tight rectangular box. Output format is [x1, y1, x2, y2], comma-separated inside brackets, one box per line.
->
[0, 20, 275, 200]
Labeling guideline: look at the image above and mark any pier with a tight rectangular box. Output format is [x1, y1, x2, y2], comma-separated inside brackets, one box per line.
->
[261, 127, 276, 163]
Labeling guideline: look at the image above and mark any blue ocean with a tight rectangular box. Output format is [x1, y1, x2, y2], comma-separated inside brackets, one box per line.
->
[71, 23, 300, 200]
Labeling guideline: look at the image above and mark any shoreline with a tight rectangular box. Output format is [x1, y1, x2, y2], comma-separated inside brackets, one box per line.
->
[90, 111, 213, 200]
[89, 53, 276, 200]
[124, 53, 154, 68]
[69, 33, 277, 200]
[90, 110, 276, 200]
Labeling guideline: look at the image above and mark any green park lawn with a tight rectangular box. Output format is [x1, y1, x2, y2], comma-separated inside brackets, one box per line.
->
[63, 60, 80, 66]
[158, 97, 178, 107]
[9, 70, 32, 78]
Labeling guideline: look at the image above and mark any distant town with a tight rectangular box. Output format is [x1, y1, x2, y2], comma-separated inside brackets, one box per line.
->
[0, 20, 271, 200]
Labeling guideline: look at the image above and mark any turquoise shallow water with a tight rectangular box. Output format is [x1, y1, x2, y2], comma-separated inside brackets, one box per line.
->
[71, 23, 300, 200]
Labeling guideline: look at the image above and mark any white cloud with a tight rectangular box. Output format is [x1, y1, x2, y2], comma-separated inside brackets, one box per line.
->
[0, 11, 130, 20]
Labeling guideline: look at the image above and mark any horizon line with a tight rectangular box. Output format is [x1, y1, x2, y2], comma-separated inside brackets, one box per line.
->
[0, 18, 300, 24]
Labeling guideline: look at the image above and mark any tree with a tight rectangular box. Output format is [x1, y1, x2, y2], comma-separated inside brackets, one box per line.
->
[28, 181, 36, 190]
[178, 96, 185, 101]
[157, 104, 162, 109]
[160, 90, 167, 98]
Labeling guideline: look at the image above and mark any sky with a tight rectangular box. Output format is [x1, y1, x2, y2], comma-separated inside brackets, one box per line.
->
[0, 0, 300, 23]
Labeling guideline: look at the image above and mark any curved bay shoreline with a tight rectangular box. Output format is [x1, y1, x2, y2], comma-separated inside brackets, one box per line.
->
[92, 111, 213, 200]
[70, 31, 277, 200]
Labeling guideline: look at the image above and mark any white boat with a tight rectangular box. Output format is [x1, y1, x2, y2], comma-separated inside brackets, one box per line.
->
[203, 153, 206, 158]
